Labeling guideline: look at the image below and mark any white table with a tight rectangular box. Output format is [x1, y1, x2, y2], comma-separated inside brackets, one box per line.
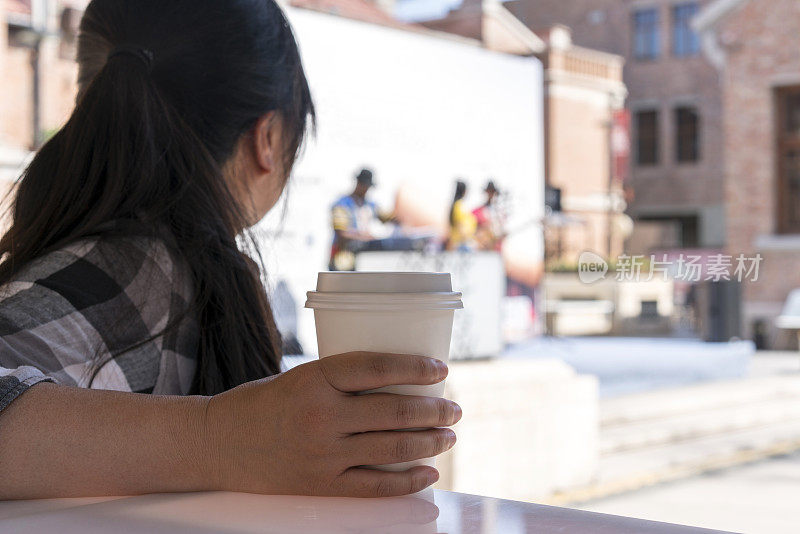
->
[0, 489, 732, 533]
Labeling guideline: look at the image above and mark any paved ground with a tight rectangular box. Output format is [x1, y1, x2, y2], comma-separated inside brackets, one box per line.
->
[503, 337, 754, 397]
[576, 451, 800, 534]
[575, 353, 800, 533]
[748, 351, 800, 377]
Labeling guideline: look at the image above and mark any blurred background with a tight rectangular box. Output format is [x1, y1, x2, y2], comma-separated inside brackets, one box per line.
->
[2, 0, 800, 532]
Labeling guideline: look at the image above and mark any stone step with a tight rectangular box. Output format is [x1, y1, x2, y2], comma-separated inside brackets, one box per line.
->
[550, 416, 800, 505]
[599, 417, 800, 485]
[601, 375, 800, 427]
[601, 395, 800, 454]
[548, 372, 800, 505]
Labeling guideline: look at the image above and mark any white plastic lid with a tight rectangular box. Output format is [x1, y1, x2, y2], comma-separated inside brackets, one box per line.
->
[306, 272, 463, 311]
[315, 272, 453, 293]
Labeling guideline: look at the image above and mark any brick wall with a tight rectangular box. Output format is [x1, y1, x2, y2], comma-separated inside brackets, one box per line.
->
[509, 0, 726, 249]
[716, 0, 800, 344]
[538, 26, 627, 264]
[547, 78, 625, 261]
[0, 45, 35, 148]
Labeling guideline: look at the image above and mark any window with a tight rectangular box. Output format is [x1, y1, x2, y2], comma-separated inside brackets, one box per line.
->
[640, 301, 659, 319]
[635, 109, 660, 166]
[7, 25, 35, 48]
[675, 106, 701, 162]
[673, 2, 700, 57]
[777, 87, 800, 233]
[786, 91, 800, 135]
[545, 185, 562, 213]
[633, 8, 661, 60]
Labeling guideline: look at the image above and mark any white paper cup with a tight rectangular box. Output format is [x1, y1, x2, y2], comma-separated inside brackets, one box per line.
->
[305, 272, 462, 471]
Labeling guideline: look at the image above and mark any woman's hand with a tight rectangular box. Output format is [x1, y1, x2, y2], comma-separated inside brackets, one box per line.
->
[203, 352, 461, 497]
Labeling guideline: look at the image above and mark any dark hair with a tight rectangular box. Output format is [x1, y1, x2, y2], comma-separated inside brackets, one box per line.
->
[0, 0, 315, 395]
[449, 180, 467, 226]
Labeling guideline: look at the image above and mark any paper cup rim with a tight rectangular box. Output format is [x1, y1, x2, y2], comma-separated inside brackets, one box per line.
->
[305, 291, 463, 311]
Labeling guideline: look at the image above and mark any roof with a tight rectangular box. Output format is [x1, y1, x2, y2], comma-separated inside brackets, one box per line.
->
[288, 0, 413, 30]
[482, 0, 545, 55]
[420, 0, 545, 56]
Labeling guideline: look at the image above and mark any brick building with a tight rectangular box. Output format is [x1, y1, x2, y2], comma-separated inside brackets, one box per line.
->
[0, 0, 86, 182]
[421, 1, 629, 264]
[507, 0, 726, 255]
[696, 0, 800, 346]
[535, 25, 628, 264]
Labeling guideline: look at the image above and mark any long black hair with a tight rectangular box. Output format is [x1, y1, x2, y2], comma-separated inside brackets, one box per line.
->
[0, 0, 315, 395]
[449, 180, 467, 227]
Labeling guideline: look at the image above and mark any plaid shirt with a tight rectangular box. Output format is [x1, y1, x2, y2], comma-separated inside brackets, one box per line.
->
[0, 231, 199, 414]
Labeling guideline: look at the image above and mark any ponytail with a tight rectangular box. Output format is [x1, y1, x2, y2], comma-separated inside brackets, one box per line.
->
[0, 0, 314, 394]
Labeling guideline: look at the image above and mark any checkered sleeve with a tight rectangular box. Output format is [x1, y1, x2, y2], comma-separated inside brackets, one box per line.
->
[0, 264, 101, 413]
[0, 276, 88, 413]
[0, 231, 198, 415]
[0, 364, 54, 413]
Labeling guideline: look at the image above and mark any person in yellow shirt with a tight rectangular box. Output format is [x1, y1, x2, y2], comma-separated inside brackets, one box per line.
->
[446, 180, 477, 251]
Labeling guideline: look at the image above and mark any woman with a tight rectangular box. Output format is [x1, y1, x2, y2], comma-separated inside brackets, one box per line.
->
[0, 0, 460, 499]
[446, 180, 477, 251]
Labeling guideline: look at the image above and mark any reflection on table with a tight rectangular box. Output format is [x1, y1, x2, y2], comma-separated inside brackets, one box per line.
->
[0, 488, 731, 533]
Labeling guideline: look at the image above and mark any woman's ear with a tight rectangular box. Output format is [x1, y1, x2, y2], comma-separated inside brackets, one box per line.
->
[253, 111, 279, 175]
[233, 111, 287, 225]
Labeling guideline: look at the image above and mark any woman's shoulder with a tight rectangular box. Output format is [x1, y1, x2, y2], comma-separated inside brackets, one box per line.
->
[4, 230, 192, 303]
[0, 227, 198, 393]
[0, 226, 196, 343]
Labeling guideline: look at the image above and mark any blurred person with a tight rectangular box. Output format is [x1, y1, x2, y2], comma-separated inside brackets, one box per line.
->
[329, 168, 395, 271]
[0, 0, 460, 500]
[472, 180, 504, 251]
[446, 180, 477, 251]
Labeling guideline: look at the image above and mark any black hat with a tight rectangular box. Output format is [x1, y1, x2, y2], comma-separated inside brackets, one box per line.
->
[355, 168, 374, 186]
[485, 180, 499, 193]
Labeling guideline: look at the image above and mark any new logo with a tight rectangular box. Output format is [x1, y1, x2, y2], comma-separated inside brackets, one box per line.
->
[578, 251, 608, 284]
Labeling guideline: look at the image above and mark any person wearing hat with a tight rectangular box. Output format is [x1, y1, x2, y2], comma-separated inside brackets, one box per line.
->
[472, 180, 504, 251]
[329, 168, 395, 270]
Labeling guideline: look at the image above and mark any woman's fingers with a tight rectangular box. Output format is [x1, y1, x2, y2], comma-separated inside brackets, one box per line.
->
[333, 465, 439, 498]
[342, 393, 462, 432]
[345, 428, 456, 466]
[318, 352, 447, 393]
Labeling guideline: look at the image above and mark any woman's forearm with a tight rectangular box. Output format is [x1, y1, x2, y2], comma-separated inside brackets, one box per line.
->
[0, 382, 213, 500]
[0, 354, 461, 500]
